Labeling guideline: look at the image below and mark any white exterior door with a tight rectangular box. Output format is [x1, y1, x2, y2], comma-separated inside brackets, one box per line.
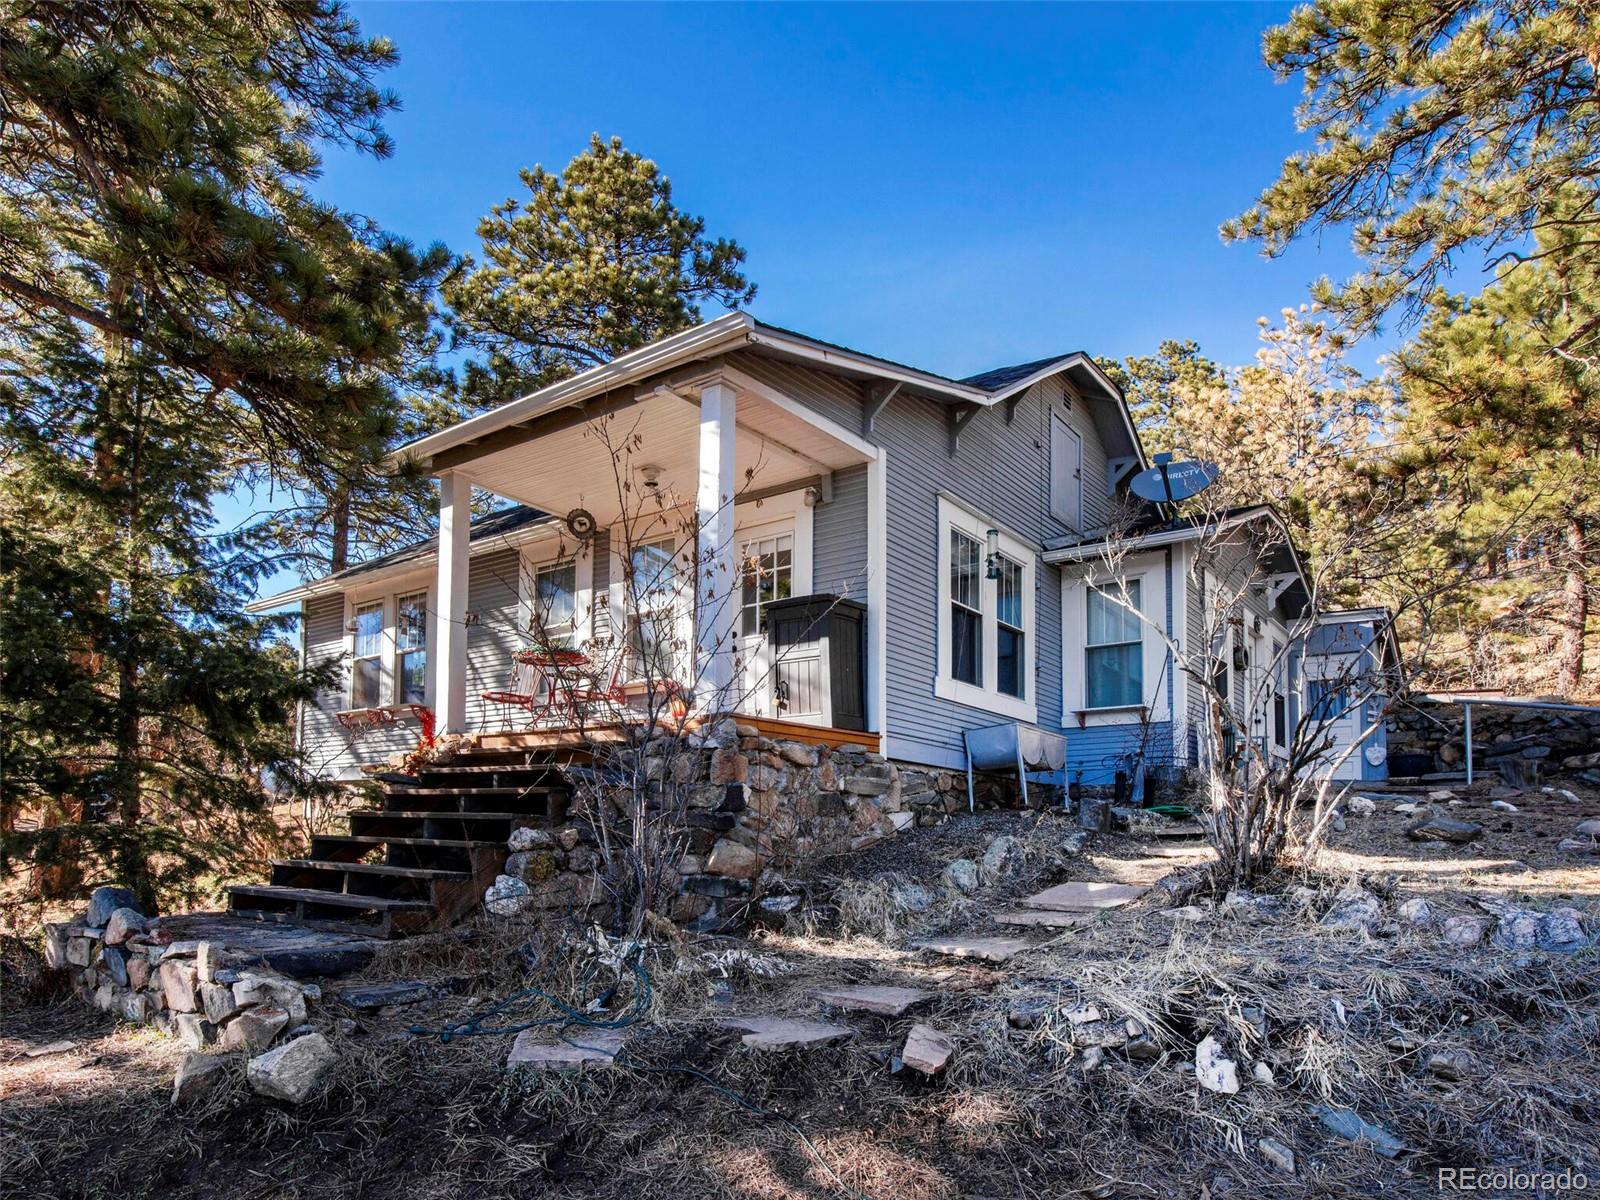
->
[735, 519, 796, 717]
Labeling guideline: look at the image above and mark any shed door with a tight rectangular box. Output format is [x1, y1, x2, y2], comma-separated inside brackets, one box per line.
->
[1050, 415, 1083, 529]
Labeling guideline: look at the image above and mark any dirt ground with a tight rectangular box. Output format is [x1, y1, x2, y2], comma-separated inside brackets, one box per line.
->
[4, 779, 1599, 1200]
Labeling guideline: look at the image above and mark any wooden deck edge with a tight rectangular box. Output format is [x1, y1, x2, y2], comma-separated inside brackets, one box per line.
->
[472, 714, 880, 754]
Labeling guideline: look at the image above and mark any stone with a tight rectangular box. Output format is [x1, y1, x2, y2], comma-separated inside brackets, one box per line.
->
[1195, 1035, 1240, 1094]
[66, 937, 94, 968]
[160, 959, 200, 1013]
[174, 1012, 217, 1050]
[1311, 1104, 1405, 1157]
[1159, 905, 1211, 923]
[1393, 802, 1422, 815]
[247, 1032, 338, 1104]
[1081, 1045, 1106, 1071]
[1558, 838, 1597, 854]
[1258, 1137, 1296, 1175]
[888, 810, 914, 832]
[172, 1052, 229, 1105]
[843, 763, 896, 796]
[890, 883, 937, 912]
[557, 827, 580, 851]
[483, 874, 530, 917]
[233, 973, 309, 1024]
[1346, 796, 1377, 817]
[507, 826, 555, 852]
[103, 907, 147, 945]
[912, 936, 1032, 964]
[1021, 881, 1146, 912]
[1427, 789, 1456, 802]
[1481, 899, 1590, 952]
[941, 859, 980, 893]
[1321, 886, 1381, 933]
[993, 908, 1092, 928]
[24, 1040, 78, 1058]
[777, 742, 818, 768]
[1490, 800, 1519, 813]
[1397, 897, 1434, 926]
[718, 1016, 854, 1051]
[200, 982, 239, 1025]
[85, 885, 142, 927]
[709, 748, 748, 785]
[706, 838, 760, 879]
[900, 1024, 954, 1075]
[102, 944, 129, 987]
[195, 941, 222, 984]
[1574, 819, 1600, 838]
[1253, 1061, 1277, 1087]
[1442, 916, 1488, 947]
[338, 980, 443, 1010]
[811, 985, 932, 1017]
[979, 835, 1025, 884]
[220, 1005, 291, 1052]
[506, 1027, 627, 1070]
[1405, 813, 1482, 843]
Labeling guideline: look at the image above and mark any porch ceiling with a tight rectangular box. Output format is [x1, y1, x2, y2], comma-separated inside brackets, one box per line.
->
[455, 388, 869, 524]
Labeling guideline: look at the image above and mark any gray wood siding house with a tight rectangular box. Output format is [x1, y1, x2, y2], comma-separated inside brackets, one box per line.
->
[252, 314, 1317, 783]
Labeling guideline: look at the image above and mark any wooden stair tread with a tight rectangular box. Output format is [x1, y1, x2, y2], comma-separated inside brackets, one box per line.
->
[380, 786, 559, 797]
[314, 834, 487, 849]
[272, 859, 470, 881]
[358, 810, 533, 821]
[229, 884, 432, 911]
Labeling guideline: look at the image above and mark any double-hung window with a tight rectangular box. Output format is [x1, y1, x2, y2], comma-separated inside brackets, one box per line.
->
[949, 529, 983, 687]
[351, 601, 385, 709]
[627, 538, 679, 680]
[995, 554, 1025, 699]
[532, 561, 578, 650]
[936, 498, 1035, 721]
[395, 592, 428, 704]
[1085, 582, 1143, 708]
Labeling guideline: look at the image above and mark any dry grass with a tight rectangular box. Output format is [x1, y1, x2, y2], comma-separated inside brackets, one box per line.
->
[4, 795, 1599, 1200]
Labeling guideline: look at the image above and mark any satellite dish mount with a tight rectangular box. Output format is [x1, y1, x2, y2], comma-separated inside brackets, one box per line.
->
[1128, 453, 1220, 505]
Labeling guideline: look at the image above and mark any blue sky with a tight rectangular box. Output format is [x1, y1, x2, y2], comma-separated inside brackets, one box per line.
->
[244, 1, 1391, 597]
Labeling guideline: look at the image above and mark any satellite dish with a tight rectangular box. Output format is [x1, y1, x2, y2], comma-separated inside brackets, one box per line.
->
[563, 507, 597, 540]
[1129, 453, 1220, 504]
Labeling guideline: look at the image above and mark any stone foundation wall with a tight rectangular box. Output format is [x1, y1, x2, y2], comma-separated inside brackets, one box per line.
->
[1388, 699, 1600, 784]
[487, 717, 1035, 928]
[44, 888, 321, 1057]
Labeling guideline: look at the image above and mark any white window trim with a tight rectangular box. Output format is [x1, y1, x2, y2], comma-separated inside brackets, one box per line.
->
[518, 542, 595, 650]
[343, 579, 435, 712]
[1061, 552, 1170, 727]
[934, 496, 1037, 723]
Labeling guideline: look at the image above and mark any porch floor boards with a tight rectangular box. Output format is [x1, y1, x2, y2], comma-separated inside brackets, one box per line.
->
[473, 713, 880, 754]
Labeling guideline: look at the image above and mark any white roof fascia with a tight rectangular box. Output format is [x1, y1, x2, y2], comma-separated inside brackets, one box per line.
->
[245, 520, 560, 613]
[1042, 506, 1278, 564]
[743, 328, 993, 404]
[389, 313, 756, 468]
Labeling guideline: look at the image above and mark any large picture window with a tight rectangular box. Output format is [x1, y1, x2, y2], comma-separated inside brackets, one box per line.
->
[935, 498, 1036, 722]
[395, 592, 428, 704]
[1086, 582, 1143, 708]
[351, 601, 384, 709]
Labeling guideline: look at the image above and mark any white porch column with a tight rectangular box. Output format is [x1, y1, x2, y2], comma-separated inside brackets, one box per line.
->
[695, 380, 739, 709]
[432, 471, 471, 732]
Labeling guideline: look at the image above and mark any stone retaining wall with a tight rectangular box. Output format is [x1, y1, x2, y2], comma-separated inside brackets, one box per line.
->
[44, 889, 321, 1057]
[1388, 699, 1600, 784]
[486, 717, 1037, 928]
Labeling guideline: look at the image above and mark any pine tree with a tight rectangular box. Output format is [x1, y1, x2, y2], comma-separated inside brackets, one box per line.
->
[445, 134, 756, 409]
[1392, 216, 1600, 695]
[0, 1, 441, 908]
[1225, 0, 1600, 354]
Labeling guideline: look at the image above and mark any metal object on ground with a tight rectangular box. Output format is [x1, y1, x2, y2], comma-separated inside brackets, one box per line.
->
[963, 722, 1067, 811]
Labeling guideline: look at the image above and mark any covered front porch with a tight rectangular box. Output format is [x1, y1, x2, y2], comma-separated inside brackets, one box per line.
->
[419, 362, 885, 745]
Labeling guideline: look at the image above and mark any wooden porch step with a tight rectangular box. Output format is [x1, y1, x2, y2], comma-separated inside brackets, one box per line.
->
[362, 809, 531, 821]
[271, 859, 470, 882]
[313, 834, 484, 849]
[382, 787, 555, 798]
[229, 884, 434, 912]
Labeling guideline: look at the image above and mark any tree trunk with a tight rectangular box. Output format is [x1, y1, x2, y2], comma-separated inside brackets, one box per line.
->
[330, 486, 351, 573]
[1557, 515, 1589, 696]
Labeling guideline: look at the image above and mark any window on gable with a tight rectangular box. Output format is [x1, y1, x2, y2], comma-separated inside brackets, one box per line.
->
[396, 592, 428, 705]
[1086, 582, 1143, 708]
[949, 528, 982, 687]
[351, 601, 384, 709]
[996, 554, 1025, 699]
